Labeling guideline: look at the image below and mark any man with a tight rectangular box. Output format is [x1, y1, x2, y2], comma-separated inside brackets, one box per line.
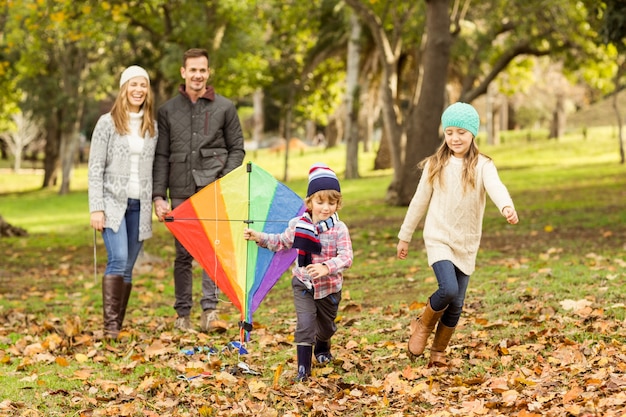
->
[153, 48, 245, 332]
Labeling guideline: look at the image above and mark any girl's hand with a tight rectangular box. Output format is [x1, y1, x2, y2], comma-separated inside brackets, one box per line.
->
[503, 206, 519, 225]
[397, 240, 409, 260]
[243, 228, 259, 242]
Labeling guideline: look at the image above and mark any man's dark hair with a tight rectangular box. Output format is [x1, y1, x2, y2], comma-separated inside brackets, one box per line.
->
[183, 48, 209, 67]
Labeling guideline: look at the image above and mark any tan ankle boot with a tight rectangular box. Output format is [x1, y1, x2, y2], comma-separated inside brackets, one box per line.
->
[407, 299, 446, 359]
[428, 322, 456, 367]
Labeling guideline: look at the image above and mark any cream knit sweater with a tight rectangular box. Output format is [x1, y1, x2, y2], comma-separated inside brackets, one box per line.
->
[398, 155, 514, 275]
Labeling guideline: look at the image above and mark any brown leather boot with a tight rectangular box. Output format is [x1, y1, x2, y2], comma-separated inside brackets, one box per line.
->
[428, 322, 456, 367]
[407, 299, 446, 360]
[117, 282, 132, 330]
[102, 275, 123, 339]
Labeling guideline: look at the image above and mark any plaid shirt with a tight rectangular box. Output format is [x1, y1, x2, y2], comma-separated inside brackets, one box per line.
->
[257, 216, 353, 299]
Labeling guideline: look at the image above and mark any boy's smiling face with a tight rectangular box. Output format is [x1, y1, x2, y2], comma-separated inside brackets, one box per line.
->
[308, 194, 338, 223]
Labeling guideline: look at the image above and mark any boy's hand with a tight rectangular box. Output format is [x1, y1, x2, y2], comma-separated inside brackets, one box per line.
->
[243, 228, 259, 242]
[306, 263, 329, 279]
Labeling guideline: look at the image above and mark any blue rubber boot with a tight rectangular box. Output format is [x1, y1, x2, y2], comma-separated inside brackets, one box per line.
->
[295, 345, 312, 382]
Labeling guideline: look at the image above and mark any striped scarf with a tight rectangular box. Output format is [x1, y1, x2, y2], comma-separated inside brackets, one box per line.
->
[292, 212, 337, 267]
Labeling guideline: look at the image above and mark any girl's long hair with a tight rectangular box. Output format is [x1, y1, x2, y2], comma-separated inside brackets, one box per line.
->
[419, 137, 487, 192]
[110, 82, 156, 137]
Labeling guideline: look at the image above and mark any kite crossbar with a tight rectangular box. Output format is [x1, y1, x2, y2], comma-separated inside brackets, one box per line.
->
[164, 216, 290, 223]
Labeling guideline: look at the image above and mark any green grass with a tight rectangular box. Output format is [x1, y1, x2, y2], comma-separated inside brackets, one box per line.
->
[0, 127, 625, 415]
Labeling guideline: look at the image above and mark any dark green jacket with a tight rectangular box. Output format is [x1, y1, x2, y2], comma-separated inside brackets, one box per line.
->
[153, 85, 245, 200]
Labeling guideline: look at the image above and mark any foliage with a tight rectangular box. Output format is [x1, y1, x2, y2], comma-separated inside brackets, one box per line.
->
[1, 128, 625, 415]
[452, 0, 602, 102]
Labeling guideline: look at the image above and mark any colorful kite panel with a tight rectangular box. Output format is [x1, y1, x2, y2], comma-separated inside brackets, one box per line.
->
[164, 162, 306, 340]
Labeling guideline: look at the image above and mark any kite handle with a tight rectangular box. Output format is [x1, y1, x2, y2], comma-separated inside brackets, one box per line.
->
[239, 321, 253, 332]
[164, 216, 174, 222]
[243, 220, 254, 224]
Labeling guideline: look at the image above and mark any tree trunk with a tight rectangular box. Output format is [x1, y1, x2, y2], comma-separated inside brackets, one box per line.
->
[0, 215, 27, 237]
[345, 12, 362, 180]
[374, 127, 392, 170]
[395, 0, 452, 206]
[59, 129, 80, 195]
[42, 112, 61, 188]
[252, 88, 264, 149]
[613, 64, 625, 164]
[361, 46, 382, 155]
[549, 93, 565, 140]
[282, 91, 294, 182]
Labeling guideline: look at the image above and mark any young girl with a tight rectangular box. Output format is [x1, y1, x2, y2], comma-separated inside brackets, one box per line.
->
[244, 163, 353, 382]
[89, 65, 157, 339]
[397, 102, 519, 367]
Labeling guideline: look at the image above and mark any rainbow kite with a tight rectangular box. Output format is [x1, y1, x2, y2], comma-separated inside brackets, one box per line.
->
[164, 162, 306, 342]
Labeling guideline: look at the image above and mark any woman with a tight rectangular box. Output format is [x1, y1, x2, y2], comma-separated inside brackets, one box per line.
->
[88, 65, 157, 339]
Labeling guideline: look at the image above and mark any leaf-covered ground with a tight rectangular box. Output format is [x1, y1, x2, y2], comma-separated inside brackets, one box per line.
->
[1, 222, 625, 416]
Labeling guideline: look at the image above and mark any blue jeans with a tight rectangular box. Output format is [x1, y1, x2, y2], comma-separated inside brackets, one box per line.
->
[429, 260, 469, 327]
[102, 199, 143, 283]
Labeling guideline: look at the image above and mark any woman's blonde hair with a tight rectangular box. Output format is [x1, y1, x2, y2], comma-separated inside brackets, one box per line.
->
[305, 189, 343, 211]
[110, 82, 156, 137]
[419, 137, 488, 192]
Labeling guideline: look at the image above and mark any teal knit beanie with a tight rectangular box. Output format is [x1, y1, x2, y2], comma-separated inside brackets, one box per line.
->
[441, 102, 480, 137]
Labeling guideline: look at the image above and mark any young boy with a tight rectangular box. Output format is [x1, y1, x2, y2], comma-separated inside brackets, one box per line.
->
[244, 163, 353, 381]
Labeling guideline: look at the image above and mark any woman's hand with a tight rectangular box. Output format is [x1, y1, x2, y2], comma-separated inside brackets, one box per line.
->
[90, 211, 105, 231]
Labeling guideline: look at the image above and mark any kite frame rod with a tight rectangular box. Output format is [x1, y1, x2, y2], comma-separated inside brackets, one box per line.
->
[163, 217, 291, 223]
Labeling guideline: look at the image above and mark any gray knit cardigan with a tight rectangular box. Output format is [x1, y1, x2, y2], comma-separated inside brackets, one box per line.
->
[88, 113, 158, 241]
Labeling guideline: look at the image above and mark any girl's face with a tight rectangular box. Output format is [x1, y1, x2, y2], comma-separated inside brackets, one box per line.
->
[309, 195, 338, 223]
[444, 126, 474, 157]
[125, 76, 149, 112]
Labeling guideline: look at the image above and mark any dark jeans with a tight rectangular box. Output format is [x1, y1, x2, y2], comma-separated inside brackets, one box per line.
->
[292, 276, 341, 345]
[429, 260, 469, 327]
[172, 198, 219, 317]
[102, 199, 143, 284]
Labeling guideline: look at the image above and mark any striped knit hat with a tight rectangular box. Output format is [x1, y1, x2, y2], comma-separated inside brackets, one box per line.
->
[307, 163, 340, 197]
[441, 102, 480, 137]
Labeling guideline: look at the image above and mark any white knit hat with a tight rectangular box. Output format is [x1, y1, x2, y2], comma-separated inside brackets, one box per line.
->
[119, 65, 150, 87]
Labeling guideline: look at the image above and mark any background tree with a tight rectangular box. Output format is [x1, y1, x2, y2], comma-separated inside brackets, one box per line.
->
[587, 0, 626, 163]
[0, 0, 621, 201]
[344, 0, 426, 203]
[4, 0, 118, 194]
[262, 0, 347, 181]
[1, 111, 42, 172]
[347, 0, 604, 205]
